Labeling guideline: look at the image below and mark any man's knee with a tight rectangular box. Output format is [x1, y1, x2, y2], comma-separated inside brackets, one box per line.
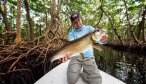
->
[86, 76, 102, 84]
[82, 73, 102, 84]
[67, 74, 79, 84]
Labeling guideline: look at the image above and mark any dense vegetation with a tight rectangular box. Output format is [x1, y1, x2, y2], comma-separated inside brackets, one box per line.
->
[0, 0, 146, 45]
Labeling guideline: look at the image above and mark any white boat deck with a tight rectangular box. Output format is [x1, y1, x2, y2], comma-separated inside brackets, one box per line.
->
[35, 60, 126, 84]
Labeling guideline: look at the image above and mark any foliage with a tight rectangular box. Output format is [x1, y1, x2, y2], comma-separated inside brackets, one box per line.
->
[0, 0, 145, 44]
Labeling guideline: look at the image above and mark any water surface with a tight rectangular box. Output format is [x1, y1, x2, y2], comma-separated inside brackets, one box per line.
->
[95, 46, 146, 84]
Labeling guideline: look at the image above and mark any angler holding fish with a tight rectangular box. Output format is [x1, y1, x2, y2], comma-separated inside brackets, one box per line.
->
[50, 13, 108, 84]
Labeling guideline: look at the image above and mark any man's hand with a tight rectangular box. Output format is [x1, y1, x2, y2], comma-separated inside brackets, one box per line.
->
[59, 54, 71, 63]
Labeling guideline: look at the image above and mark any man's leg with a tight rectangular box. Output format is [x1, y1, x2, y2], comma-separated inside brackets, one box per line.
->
[82, 58, 102, 84]
[67, 56, 82, 84]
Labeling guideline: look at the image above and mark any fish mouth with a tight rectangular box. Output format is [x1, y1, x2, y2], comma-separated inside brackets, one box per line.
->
[92, 33, 101, 43]
[91, 30, 106, 43]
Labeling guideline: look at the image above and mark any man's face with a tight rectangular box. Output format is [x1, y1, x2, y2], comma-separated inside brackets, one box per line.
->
[72, 18, 83, 29]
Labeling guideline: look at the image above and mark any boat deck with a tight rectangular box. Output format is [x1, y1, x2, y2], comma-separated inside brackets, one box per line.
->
[35, 60, 125, 84]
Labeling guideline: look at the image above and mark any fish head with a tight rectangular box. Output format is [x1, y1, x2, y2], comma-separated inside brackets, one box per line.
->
[91, 29, 107, 43]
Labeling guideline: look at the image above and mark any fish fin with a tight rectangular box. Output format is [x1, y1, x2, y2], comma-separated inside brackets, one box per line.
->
[92, 43, 103, 51]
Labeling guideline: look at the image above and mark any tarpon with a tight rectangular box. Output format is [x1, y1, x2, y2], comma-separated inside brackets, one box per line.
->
[50, 29, 107, 62]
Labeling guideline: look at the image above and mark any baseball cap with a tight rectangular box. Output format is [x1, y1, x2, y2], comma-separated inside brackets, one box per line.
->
[70, 13, 80, 22]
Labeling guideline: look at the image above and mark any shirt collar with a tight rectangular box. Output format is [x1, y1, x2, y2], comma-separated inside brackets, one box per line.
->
[74, 25, 84, 32]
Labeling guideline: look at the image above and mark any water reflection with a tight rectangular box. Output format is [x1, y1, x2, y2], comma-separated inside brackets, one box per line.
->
[95, 46, 146, 84]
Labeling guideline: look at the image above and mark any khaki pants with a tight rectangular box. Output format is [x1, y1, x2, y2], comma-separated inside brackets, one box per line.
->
[67, 56, 102, 84]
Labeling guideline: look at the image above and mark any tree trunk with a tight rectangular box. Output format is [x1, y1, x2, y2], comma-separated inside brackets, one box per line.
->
[50, 0, 62, 28]
[100, 5, 124, 45]
[14, 0, 22, 44]
[24, 0, 34, 40]
[123, 0, 141, 44]
[50, 0, 56, 29]
[42, 0, 49, 30]
[44, 0, 62, 36]
[0, 0, 11, 31]
[39, 18, 42, 36]
[137, 7, 146, 42]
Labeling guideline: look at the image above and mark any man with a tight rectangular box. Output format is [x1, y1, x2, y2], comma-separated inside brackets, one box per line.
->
[61, 13, 108, 84]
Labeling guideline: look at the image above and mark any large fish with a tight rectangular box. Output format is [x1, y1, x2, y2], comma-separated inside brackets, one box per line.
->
[50, 29, 107, 62]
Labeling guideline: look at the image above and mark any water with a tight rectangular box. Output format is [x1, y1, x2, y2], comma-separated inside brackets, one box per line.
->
[95, 46, 146, 84]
